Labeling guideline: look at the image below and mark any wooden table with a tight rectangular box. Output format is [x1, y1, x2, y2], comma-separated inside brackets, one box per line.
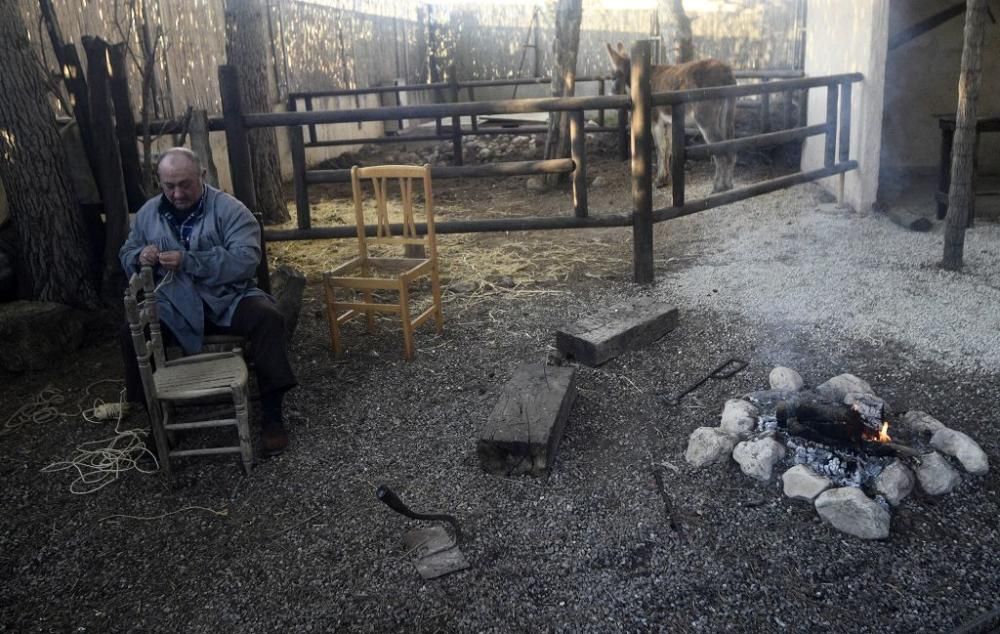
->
[936, 114, 1000, 219]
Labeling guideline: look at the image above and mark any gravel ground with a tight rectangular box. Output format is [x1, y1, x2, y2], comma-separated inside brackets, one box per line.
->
[1, 154, 998, 633]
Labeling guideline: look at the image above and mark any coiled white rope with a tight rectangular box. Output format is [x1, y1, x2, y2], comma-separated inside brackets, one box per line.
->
[1, 385, 78, 435]
[21, 380, 162, 494]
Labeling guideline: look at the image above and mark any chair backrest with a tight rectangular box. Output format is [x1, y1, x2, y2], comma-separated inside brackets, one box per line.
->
[123, 267, 168, 400]
[350, 164, 436, 260]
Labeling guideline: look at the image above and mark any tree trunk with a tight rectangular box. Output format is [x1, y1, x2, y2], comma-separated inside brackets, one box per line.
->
[0, 3, 99, 308]
[543, 0, 583, 186]
[225, 0, 290, 225]
[941, 0, 986, 271]
[669, 0, 695, 63]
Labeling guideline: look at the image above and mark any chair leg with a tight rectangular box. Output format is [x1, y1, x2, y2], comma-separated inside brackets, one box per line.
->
[233, 384, 253, 475]
[399, 280, 414, 361]
[430, 266, 444, 335]
[363, 289, 376, 334]
[148, 403, 172, 479]
[323, 277, 344, 358]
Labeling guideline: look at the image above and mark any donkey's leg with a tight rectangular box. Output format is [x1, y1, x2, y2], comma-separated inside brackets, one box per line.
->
[652, 115, 671, 188]
[695, 101, 733, 193]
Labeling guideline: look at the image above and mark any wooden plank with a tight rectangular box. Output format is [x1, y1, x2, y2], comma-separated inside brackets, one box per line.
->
[556, 297, 679, 367]
[477, 364, 577, 476]
[107, 42, 147, 212]
[82, 36, 130, 294]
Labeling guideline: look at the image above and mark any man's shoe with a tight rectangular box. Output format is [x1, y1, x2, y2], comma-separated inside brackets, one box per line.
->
[261, 420, 289, 457]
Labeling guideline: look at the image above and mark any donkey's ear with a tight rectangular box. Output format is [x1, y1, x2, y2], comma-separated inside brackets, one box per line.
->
[606, 41, 628, 67]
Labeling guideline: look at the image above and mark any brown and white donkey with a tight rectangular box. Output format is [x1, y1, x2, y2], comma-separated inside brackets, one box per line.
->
[606, 42, 737, 193]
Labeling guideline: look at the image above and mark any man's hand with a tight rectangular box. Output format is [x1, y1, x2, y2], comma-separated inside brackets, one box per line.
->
[138, 245, 160, 266]
[158, 250, 184, 271]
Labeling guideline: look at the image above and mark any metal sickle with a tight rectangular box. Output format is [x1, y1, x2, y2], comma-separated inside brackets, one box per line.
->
[376, 484, 463, 545]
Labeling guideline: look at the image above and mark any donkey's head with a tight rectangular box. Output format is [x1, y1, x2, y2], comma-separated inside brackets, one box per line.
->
[606, 42, 631, 96]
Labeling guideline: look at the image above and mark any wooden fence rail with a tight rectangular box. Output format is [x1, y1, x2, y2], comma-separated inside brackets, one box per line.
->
[216, 53, 859, 285]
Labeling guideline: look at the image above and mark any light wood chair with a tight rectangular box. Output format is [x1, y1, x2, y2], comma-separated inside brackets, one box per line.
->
[322, 164, 444, 360]
[124, 267, 253, 477]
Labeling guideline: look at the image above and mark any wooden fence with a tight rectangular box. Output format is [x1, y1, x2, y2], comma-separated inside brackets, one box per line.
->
[219, 41, 861, 285]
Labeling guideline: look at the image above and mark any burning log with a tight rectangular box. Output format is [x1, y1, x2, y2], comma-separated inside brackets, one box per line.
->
[776, 398, 865, 447]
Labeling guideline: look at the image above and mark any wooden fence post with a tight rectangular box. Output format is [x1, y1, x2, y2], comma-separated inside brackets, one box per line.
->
[62, 43, 101, 200]
[761, 78, 771, 133]
[630, 41, 654, 285]
[468, 85, 478, 132]
[824, 81, 838, 167]
[219, 65, 258, 213]
[304, 95, 317, 144]
[82, 35, 130, 295]
[448, 64, 463, 166]
[107, 42, 147, 212]
[838, 81, 852, 162]
[598, 79, 606, 127]
[570, 110, 588, 218]
[189, 109, 219, 188]
[287, 97, 310, 230]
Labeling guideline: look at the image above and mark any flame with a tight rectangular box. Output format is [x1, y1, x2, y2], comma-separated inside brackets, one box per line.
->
[878, 421, 891, 443]
[862, 420, 892, 443]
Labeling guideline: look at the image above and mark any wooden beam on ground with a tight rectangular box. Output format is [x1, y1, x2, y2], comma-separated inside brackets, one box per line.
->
[556, 297, 679, 367]
[477, 363, 577, 477]
[887, 208, 933, 232]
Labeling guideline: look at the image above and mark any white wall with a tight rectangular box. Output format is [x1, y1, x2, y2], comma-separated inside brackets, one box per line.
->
[801, 0, 889, 213]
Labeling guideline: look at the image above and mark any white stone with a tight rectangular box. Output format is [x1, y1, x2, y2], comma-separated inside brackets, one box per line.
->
[526, 176, 546, 192]
[732, 437, 786, 481]
[844, 392, 885, 409]
[684, 427, 737, 467]
[901, 410, 946, 435]
[590, 176, 608, 189]
[930, 428, 989, 475]
[720, 415, 756, 438]
[782, 465, 832, 501]
[721, 399, 758, 426]
[875, 460, 915, 506]
[815, 487, 890, 540]
[769, 367, 804, 391]
[816, 374, 873, 402]
[915, 452, 963, 495]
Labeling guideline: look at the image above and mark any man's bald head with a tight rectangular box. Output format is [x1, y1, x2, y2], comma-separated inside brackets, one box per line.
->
[157, 147, 206, 211]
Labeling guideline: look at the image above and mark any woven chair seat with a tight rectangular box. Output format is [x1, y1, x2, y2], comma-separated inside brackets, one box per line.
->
[155, 354, 249, 401]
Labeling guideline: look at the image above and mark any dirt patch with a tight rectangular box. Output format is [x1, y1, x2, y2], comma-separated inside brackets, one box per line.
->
[1, 143, 997, 633]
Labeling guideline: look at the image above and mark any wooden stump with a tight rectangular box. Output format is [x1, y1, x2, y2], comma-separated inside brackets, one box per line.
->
[0, 301, 85, 372]
[477, 363, 577, 476]
[556, 297, 679, 366]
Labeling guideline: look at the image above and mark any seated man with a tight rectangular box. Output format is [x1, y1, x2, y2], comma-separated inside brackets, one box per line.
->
[119, 147, 296, 456]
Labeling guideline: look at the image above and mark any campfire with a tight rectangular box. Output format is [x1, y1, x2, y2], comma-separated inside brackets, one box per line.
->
[684, 368, 990, 540]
